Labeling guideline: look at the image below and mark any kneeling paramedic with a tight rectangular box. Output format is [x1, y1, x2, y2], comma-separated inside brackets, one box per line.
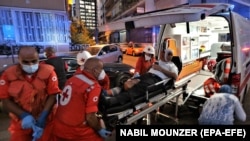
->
[52, 57, 112, 141]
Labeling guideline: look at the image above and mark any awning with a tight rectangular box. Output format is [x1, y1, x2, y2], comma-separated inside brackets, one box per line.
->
[98, 3, 232, 32]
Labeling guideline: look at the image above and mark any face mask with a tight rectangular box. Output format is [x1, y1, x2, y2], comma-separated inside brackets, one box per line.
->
[98, 69, 106, 80]
[43, 52, 47, 58]
[145, 54, 151, 61]
[21, 63, 39, 74]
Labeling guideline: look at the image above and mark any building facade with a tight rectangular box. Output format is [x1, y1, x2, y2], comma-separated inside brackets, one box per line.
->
[97, 0, 250, 44]
[97, 0, 189, 44]
[0, 0, 70, 53]
[72, 0, 97, 39]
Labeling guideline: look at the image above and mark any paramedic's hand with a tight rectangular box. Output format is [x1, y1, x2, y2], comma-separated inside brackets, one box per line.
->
[133, 72, 140, 78]
[98, 128, 112, 138]
[20, 112, 36, 129]
[152, 64, 162, 71]
[32, 124, 43, 141]
[36, 111, 49, 128]
[102, 89, 109, 96]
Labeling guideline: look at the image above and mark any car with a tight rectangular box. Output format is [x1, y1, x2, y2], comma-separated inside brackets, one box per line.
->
[125, 43, 145, 56]
[0, 56, 135, 88]
[117, 43, 129, 54]
[53, 56, 134, 87]
[86, 44, 123, 63]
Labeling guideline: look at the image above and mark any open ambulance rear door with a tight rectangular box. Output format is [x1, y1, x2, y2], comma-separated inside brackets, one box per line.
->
[231, 12, 250, 102]
[98, 3, 232, 32]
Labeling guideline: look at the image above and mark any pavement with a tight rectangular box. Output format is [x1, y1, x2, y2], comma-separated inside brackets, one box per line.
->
[0, 55, 250, 141]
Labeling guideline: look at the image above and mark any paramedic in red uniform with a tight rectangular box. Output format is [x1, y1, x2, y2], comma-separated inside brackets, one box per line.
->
[203, 57, 231, 97]
[133, 46, 156, 77]
[110, 46, 156, 96]
[0, 46, 61, 141]
[76, 50, 110, 91]
[53, 57, 112, 141]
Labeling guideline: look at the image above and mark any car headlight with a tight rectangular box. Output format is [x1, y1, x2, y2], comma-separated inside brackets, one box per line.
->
[129, 68, 135, 75]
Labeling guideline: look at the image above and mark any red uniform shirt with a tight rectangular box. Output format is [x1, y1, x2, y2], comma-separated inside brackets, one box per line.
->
[135, 56, 156, 75]
[0, 64, 60, 99]
[53, 70, 103, 140]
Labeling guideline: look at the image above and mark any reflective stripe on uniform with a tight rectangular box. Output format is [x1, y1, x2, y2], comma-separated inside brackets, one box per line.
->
[75, 74, 94, 85]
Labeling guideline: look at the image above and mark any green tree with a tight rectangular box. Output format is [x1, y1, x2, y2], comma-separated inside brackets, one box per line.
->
[70, 20, 95, 45]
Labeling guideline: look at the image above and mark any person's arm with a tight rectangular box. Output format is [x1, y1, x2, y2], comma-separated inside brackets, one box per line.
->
[134, 57, 143, 74]
[152, 64, 178, 80]
[0, 73, 27, 117]
[41, 95, 56, 112]
[0, 72, 36, 129]
[234, 98, 246, 122]
[86, 112, 102, 131]
[36, 71, 60, 128]
[85, 84, 111, 138]
[43, 71, 60, 108]
[2, 98, 26, 117]
[85, 85, 102, 130]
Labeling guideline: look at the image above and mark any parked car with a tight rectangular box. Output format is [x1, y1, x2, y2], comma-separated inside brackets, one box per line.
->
[0, 45, 11, 56]
[86, 44, 123, 63]
[125, 43, 145, 56]
[117, 42, 129, 54]
[0, 56, 135, 88]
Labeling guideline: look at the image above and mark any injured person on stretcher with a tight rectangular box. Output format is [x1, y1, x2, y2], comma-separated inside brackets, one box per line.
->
[99, 48, 179, 112]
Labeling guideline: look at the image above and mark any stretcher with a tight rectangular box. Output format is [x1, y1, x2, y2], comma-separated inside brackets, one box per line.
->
[98, 56, 194, 130]
[98, 77, 191, 130]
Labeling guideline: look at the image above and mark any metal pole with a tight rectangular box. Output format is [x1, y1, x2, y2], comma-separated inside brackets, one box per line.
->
[10, 42, 15, 64]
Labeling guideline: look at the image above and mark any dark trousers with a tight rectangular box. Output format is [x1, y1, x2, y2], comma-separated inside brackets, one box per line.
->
[107, 73, 162, 107]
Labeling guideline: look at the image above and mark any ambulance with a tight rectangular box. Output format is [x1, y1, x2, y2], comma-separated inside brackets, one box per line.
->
[98, 3, 250, 104]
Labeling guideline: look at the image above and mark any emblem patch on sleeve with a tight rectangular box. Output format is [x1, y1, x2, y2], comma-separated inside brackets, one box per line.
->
[52, 76, 57, 81]
[93, 96, 98, 102]
[0, 80, 5, 85]
[60, 85, 72, 105]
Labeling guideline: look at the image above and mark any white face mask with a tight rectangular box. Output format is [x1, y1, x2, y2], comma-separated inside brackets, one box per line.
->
[98, 69, 106, 80]
[43, 52, 47, 58]
[21, 63, 39, 74]
[145, 54, 151, 61]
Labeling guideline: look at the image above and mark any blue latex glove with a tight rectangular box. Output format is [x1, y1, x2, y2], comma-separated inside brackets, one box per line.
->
[98, 128, 112, 138]
[36, 111, 49, 128]
[32, 124, 43, 141]
[20, 112, 36, 129]
[102, 89, 108, 96]
[133, 72, 140, 78]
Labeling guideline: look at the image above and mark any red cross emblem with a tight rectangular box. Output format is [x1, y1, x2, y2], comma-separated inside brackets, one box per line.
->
[62, 89, 69, 101]
[60, 85, 72, 106]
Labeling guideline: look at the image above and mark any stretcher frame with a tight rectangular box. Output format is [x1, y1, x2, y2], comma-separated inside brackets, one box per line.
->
[180, 71, 211, 110]
[102, 77, 191, 129]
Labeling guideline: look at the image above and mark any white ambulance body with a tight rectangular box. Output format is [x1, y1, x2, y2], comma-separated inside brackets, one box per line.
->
[98, 3, 250, 103]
